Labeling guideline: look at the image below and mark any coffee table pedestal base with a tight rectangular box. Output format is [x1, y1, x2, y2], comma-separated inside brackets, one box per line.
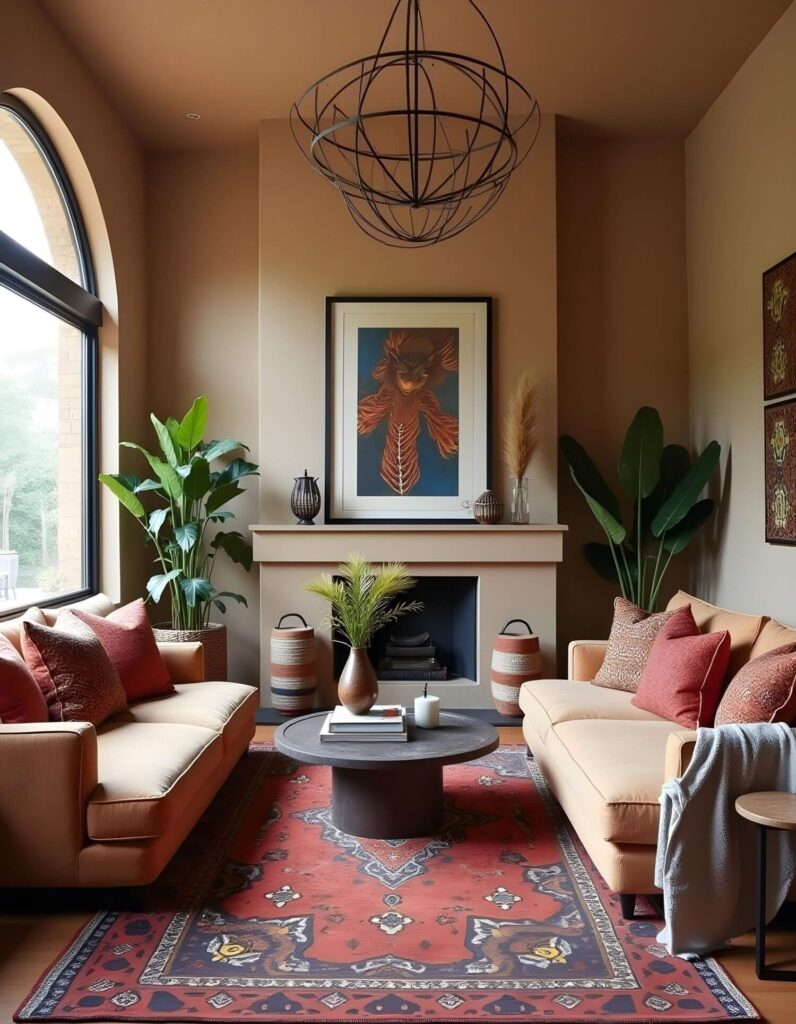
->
[331, 762, 443, 839]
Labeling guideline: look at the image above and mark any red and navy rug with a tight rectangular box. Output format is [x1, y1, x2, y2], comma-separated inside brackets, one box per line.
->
[17, 745, 757, 1022]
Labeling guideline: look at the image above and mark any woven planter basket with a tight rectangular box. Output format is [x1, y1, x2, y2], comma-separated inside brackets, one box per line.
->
[153, 622, 227, 681]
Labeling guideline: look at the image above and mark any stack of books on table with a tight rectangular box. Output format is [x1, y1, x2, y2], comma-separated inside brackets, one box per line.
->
[378, 631, 448, 681]
[320, 704, 408, 742]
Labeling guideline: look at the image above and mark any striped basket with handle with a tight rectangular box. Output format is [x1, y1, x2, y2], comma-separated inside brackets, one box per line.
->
[270, 613, 317, 716]
[490, 619, 542, 717]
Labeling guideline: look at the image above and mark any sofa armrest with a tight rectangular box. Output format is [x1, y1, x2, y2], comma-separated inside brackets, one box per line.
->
[0, 722, 98, 886]
[568, 640, 609, 681]
[157, 641, 205, 683]
[664, 729, 698, 782]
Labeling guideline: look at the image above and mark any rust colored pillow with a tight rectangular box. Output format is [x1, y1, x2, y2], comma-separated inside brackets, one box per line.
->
[0, 633, 48, 724]
[631, 605, 731, 728]
[715, 643, 796, 725]
[21, 610, 128, 725]
[72, 598, 172, 701]
[592, 597, 676, 693]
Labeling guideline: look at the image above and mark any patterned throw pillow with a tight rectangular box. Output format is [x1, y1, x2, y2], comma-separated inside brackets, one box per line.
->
[715, 643, 796, 726]
[0, 633, 48, 724]
[631, 605, 731, 728]
[72, 598, 172, 701]
[21, 610, 128, 726]
[592, 597, 676, 692]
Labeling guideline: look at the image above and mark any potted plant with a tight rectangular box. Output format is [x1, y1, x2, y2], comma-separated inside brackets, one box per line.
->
[560, 406, 721, 611]
[306, 554, 422, 714]
[99, 396, 257, 679]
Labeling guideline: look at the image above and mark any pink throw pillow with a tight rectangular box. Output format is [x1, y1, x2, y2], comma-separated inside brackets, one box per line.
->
[631, 605, 731, 728]
[72, 598, 172, 701]
[0, 633, 48, 724]
[21, 611, 128, 726]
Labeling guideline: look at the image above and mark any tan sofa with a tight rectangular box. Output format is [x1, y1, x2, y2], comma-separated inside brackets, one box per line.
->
[0, 594, 258, 888]
[520, 591, 796, 917]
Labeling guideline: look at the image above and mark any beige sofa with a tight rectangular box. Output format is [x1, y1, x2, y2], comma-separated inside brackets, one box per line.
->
[0, 594, 258, 888]
[520, 591, 796, 917]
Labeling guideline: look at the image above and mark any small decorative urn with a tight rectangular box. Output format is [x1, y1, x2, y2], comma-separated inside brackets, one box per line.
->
[290, 470, 321, 525]
[470, 489, 503, 525]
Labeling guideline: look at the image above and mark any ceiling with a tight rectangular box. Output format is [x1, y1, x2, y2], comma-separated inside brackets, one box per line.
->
[40, 0, 791, 151]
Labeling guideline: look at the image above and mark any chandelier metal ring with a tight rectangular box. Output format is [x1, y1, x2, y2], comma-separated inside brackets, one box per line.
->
[290, 0, 540, 248]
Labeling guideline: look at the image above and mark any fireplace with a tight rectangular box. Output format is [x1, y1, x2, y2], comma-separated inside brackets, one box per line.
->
[251, 523, 566, 710]
[332, 576, 478, 684]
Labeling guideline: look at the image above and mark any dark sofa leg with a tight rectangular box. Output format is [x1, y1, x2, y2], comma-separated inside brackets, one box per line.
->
[619, 893, 636, 920]
[525, 744, 531, 757]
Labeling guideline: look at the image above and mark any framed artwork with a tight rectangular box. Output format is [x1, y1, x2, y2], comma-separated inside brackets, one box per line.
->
[764, 397, 796, 544]
[325, 296, 492, 523]
[763, 251, 796, 400]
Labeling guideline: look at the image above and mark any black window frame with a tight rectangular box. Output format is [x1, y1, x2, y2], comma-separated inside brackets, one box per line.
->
[0, 94, 102, 615]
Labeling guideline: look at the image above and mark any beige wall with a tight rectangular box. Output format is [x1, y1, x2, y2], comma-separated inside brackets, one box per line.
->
[0, 0, 148, 604]
[557, 138, 691, 655]
[146, 149, 261, 684]
[686, 2, 796, 623]
[259, 116, 559, 526]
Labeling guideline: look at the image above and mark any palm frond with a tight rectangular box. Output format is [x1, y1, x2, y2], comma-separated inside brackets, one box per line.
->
[504, 369, 538, 479]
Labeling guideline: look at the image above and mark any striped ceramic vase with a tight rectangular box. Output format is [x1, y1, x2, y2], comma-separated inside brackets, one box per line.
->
[491, 619, 542, 717]
[270, 613, 317, 716]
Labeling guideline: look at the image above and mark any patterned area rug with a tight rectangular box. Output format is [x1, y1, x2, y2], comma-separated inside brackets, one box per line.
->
[17, 745, 757, 1022]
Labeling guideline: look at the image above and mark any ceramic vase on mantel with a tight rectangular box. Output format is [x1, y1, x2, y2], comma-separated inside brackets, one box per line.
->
[338, 647, 379, 715]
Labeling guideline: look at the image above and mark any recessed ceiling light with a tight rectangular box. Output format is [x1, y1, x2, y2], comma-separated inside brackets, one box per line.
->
[186, 112, 201, 120]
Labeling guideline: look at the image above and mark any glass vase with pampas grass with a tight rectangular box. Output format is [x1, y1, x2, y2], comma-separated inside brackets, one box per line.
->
[503, 370, 538, 524]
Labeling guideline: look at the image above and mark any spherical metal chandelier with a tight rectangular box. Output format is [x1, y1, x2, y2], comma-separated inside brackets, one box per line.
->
[290, 0, 540, 248]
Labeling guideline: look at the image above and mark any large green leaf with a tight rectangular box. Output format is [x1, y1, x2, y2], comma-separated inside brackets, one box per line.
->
[151, 413, 179, 467]
[175, 521, 200, 552]
[165, 417, 183, 457]
[208, 510, 235, 523]
[206, 481, 244, 515]
[180, 576, 214, 607]
[569, 469, 626, 545]
[202, 438, 248, 461]
[147, 569, 182, 602]
[99, 473, 145, 519]
[618, 406, 663, 500]
[652, 441, 721, 537]
[134, 478, 163, 493]
[560, 435, 622, 520]
[217, 459, 259, 485]
[184, 457, 211, 500]
[148, 508, 168, 538]
[120, 442, 183, 501]
[177, 396, 209, 451]
[211, 530, 253, 571]
[638, 444, 690, 534]
[107, 473, 141, 492]
[215, 590, 248, 607]
[583, 542, 638, 586]
[662, 498, 715, 555]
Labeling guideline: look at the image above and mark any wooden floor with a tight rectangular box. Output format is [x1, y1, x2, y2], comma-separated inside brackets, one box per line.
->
[1, 725, 794, 1023]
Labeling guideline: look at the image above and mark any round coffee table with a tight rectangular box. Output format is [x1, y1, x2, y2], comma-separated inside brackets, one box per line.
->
[275, 710, 499, 840]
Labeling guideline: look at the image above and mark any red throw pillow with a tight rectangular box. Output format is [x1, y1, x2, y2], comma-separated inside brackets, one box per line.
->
[0, 633, 48, 724]
[631, 605, 731, 728]
[72, 598, 172, 701]
[22, 611, 128, 725]
[715, 643, 796, 725]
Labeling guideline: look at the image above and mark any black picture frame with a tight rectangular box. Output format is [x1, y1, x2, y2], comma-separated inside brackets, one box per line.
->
[325, 296, 492, 524]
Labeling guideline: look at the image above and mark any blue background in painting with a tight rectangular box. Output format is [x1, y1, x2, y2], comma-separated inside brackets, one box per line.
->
[356, 327, 460, 497]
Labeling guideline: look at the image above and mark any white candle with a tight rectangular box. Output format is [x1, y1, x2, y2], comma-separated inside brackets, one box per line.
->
[414, 694, 440, 729]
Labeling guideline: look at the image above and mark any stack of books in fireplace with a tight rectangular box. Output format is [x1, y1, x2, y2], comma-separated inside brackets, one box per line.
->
[320, 704, 408, 742]
[378, 631, 448, 681]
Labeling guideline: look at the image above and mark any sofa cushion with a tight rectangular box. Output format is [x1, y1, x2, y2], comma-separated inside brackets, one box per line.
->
[40, 593, 115, 626]
[118, 682, 258, 751]
[750, 618, 796, 659]
[88, 721, 222, 841]
[519, 678, 666, 741]
[551, 719, 683, 844]
[0, 634, 48, 723]
[593, 597, 676, 693]
[665, 591, 767, 676]
[715, 643, 796, 725]
[0, 607, 46, 654]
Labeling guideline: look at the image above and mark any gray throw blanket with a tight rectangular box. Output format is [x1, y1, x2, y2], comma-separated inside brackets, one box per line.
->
[655, 722, 796, 955]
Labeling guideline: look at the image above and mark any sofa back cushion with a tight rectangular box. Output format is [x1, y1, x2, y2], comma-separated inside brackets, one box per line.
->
[750, 618, 796, 659]
[39, 592, 115, 626]
[0, 606, 46, 653]
[73, 599, 172, 701]
[632, 605, 731, 728]
[0, 633, 48, 723]
[665, 591, 767, 677]
[22, 610, 128, 726]
[592, 597, 675, 693]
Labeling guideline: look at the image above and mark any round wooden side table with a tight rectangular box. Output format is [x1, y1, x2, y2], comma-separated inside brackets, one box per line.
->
[735, 791, 796, 982]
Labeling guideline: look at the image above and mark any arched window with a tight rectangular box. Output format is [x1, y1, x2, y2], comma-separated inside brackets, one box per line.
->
[0, 95, 101, 614]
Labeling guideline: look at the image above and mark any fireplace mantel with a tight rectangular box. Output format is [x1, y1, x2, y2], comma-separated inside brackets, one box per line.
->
[250, 523, 567, 710]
